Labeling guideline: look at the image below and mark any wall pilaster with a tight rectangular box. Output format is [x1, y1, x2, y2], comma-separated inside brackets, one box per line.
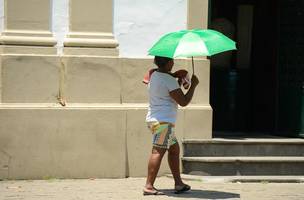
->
[187, 0, 212, 139]
[0, 0, 56, 54]
[64, 0, 118, 56]
[187, 0, 209, 29]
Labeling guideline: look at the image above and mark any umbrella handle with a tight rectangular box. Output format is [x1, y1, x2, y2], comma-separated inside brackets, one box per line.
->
[192, 56, 195, 75]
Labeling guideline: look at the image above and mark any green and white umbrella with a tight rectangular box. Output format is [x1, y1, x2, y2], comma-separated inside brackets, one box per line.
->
[148, 29, 237, 73]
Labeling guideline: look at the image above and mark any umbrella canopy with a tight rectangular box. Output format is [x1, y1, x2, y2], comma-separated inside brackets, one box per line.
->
[148, 29, 236, 58]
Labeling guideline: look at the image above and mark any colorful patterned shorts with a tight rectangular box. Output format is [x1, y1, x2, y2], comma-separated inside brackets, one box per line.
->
[147, 121, 178, 149]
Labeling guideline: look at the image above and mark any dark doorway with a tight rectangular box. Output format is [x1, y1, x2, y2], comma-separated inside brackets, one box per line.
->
[209, 0, 279, 137]
[276, 0, 304, 137]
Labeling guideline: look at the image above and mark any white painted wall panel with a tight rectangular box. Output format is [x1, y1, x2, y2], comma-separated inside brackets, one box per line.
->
[114, 0, 187, 57]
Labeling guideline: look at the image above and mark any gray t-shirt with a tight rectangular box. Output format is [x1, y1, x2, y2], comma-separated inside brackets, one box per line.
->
[146, 71, 180, 124]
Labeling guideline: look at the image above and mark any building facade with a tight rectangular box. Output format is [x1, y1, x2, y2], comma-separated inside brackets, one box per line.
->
[0, 0, 211, 179]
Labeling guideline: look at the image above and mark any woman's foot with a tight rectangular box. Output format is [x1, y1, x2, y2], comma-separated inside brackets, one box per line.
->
[174, 184, 191, 194]
[143, 187, 165, 195]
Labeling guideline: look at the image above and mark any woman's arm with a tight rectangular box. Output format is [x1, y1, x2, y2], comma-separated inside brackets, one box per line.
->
[169, 75, 199, 107]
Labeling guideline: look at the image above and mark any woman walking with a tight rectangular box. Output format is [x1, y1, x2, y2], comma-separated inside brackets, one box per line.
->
[143, 56, 199, 195]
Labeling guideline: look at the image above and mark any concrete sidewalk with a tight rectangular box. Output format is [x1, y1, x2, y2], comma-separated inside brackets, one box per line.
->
[1, 176, 304, 200]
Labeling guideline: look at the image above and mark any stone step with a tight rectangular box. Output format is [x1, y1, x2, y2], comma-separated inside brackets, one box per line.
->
[166, 174, 304, 183]
[182, 156, 304, 176]
[183, 138, 304, 157]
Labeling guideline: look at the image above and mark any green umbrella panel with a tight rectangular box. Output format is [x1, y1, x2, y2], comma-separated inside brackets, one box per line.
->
[148, 29, 237, 73]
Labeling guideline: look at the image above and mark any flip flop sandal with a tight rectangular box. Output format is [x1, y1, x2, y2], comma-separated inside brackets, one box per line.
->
[143, 190, 165, 195]
[174, 184, 191, 194]
[143, 190, 165, 196]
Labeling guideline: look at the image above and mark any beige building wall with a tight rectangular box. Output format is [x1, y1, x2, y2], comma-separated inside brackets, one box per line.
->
[0, 0, 211, 179]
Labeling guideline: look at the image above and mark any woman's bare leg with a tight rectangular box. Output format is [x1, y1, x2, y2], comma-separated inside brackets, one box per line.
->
[144, 147, 166, 191]
[167, 143, 183, 186]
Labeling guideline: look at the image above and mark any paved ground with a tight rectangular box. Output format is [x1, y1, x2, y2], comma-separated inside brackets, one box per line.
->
[1, 176, 304, 200]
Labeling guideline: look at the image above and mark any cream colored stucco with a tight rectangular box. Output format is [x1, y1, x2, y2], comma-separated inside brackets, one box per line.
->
[0, 54, 212, 179]
[1, 55, 60, 103]
[64, 56, 122, 103]
[0, 46, 57, 55]
[0, 107, 127, 179]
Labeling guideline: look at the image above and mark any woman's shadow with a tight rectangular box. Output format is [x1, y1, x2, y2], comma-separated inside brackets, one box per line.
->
[159, 189, 240, 199]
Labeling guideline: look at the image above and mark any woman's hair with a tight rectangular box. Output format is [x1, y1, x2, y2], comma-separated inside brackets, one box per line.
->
[154, 56, 173, 69]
